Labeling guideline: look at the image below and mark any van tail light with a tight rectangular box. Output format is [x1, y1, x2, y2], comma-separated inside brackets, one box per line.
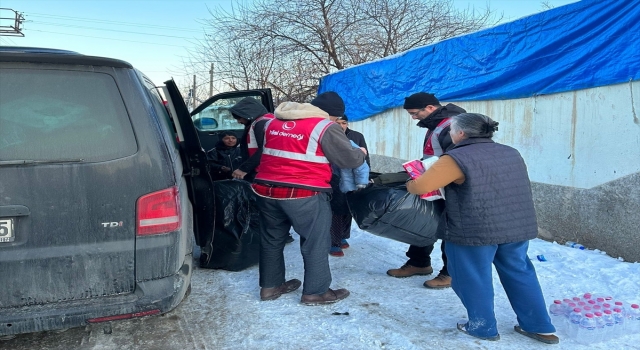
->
[136, 186, 181, 235]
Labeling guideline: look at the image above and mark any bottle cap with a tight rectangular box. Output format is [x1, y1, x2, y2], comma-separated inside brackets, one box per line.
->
[588, 300, 596, 304]
[604, 309, 612, 314]
[574, 308, 581, 313]
[595, 312, 603, 316]
[613, 308, 622, 313]
[631, 304, 639, 309]
[585, 313, 594, 318]
[554, 300, 562, 304]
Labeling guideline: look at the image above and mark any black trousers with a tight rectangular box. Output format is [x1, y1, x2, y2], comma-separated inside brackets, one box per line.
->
[406, 241, 449, 276]
[330, 213, 351, 247]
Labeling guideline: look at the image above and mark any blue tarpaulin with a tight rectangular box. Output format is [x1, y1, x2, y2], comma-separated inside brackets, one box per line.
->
[317, 0, 640, 121]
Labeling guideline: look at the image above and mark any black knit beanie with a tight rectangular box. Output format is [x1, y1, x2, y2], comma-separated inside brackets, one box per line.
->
[403, 92, 440, 109]
[311, 91, 345, 117]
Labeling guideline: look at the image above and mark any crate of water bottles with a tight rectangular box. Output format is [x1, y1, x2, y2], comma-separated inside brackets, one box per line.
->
[549, 293, 640, 344]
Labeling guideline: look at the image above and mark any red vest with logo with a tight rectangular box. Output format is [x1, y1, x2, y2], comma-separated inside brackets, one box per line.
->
[255, 117, 333, 190]
[423, 118, 452, 158]
[247, 113, 275, 157]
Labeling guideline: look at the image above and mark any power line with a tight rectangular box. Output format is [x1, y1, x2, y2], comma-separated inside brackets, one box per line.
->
[29, 20, 197, 39]
[25, 12, 204, 33]
[29, 29, 190, 48]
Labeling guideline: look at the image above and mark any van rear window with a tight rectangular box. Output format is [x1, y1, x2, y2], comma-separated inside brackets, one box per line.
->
[0, 69, 137, 162]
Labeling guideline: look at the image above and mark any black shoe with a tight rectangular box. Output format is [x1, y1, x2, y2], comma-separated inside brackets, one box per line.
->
[285, 234, 295, 244]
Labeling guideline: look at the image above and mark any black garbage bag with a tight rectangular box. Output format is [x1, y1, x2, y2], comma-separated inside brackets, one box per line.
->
[199, 180, 261, 271]
[346, 183, 444, 247]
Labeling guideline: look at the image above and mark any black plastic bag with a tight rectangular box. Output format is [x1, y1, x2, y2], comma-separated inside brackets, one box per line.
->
[347, 183, 444, 247]
[200, 180, 261, 271]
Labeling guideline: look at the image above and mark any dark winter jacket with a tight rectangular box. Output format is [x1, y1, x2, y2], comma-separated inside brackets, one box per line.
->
[229, 97, 270, 180]
[440, 138, 538, 246]
[417, 103, 466, 154]
[206, 141, 245, 180]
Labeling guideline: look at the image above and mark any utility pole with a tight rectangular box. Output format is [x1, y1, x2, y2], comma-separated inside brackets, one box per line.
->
[0, 8, 25, 37]
[192, 75, 197, 109]
[209, 63, 214, 97]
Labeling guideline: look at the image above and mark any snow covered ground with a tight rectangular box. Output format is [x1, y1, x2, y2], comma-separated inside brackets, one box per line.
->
[4, 224, 639, 350]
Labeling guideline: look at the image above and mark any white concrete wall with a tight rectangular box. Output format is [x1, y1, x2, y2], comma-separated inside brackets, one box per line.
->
[350, 81, 640, 189]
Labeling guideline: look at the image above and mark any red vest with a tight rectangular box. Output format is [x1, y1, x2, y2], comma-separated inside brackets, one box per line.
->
[423, 118, 452, 158]
[247, 113, 275, 157]
[256, 117, 333, 190]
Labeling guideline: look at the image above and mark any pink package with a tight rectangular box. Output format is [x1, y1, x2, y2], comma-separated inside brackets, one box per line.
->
[402, 159, 445, 201]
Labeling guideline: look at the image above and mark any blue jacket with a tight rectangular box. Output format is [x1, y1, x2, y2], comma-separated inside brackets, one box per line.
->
[339, 140, 370, 193]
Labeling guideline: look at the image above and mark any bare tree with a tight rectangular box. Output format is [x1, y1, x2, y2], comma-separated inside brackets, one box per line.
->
[185, 0, 498, 103]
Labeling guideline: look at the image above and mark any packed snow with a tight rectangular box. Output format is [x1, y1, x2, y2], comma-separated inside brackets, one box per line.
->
[4, 224, 639, 350]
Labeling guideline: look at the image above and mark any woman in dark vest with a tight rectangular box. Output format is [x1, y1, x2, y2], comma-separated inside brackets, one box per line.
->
[405, 113, 559, 344]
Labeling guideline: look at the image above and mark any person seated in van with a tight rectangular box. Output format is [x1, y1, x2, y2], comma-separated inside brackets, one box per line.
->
[207, 131, 245, 181]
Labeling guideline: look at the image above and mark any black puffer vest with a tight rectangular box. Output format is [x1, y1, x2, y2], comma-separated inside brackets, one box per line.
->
[440, 138, 538, 246]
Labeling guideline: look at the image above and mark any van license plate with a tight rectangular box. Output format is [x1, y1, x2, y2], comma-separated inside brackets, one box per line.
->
[0, 219, 14, 242]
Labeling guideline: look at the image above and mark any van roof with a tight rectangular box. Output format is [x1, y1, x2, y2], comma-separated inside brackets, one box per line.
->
[0, 46, 133, 68]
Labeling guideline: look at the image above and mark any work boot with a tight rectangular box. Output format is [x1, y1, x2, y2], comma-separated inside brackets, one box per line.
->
[340, 239, 350, 249]
[386, 264, 433, 278]
[423, 273, 451, 289]
[301, 288, 350, 305]
[260, 279, 302, 301]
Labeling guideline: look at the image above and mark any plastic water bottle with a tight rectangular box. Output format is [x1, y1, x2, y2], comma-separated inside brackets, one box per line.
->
[627, 304, 640, 334]
[565, 241, 585, 250]
[577, 313, 597, 345]
[568, 308, 583, 338]
[593, 311, 606, 343]
[614, 301, 627, 316]
[613, 308, 625, 335]
[602, 309, 616, 341]
[549, 300, 566, 331]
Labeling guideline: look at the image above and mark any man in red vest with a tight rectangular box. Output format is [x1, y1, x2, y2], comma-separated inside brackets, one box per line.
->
[253, 91, 366, 305]
[386, 92, 466, 289]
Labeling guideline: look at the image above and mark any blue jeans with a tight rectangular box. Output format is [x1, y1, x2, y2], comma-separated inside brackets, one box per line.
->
[445, 240, 555, 338]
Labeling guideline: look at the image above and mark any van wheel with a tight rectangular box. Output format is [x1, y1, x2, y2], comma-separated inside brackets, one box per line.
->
[184, 283, 192, 299]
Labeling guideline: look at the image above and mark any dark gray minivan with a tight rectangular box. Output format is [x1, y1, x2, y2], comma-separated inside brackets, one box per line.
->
[0, 47, 273, 337]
